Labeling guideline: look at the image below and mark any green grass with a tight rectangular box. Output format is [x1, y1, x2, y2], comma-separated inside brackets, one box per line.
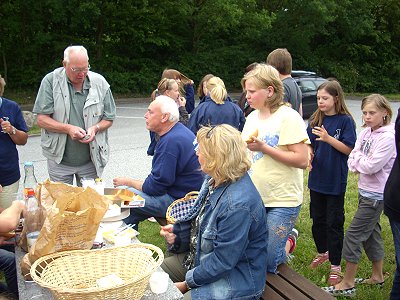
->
[28, 124, 41, 135]
[139, 171, 394, 299]
[290, 171, 394, 299]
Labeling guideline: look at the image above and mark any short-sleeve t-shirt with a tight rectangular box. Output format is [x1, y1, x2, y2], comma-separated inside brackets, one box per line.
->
[282, 77, 302, 113]
[0, 98, 29, 186]
[307, 114, 356, 195]
[242, 105, 310, 207]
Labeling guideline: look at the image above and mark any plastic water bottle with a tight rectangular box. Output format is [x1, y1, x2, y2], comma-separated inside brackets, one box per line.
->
[23, 161, 38, 202]
[25, 188, 40, 251]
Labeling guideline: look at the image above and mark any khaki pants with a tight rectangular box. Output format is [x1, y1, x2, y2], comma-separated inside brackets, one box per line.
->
[0, 180, 19, 208]
[161, 252, 191, 300]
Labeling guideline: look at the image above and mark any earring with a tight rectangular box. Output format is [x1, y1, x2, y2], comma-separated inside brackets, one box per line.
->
[383, 115, 387, 121]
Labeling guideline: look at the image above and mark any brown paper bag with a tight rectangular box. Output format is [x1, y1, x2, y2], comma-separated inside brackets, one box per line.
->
[21, 179, 109, 278]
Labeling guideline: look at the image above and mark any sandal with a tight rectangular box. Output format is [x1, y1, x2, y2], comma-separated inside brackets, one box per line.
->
[322, 285, 356, 298]
[327, 269, 343, 285]
[354, 272, 389, 287]
[309, 252, 329, 269]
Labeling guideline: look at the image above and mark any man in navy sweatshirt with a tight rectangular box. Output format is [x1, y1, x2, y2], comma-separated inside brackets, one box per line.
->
[113, 95, 203, 229]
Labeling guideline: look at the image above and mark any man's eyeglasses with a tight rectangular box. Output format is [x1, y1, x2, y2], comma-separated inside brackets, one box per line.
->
[70, 65, 91, 73]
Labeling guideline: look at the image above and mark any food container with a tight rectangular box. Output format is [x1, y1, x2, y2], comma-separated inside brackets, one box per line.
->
[30, 243, 164, 300]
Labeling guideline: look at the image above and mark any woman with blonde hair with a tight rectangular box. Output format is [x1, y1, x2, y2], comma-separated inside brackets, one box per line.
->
[241, 63, 310, 274]
[162, 69, 195, 113]
[188, 76, 245, 135]
[160, 124, 268, 299]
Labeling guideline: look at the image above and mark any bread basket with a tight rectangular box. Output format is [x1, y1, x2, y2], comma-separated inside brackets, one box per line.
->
[30, 243, 163, 300]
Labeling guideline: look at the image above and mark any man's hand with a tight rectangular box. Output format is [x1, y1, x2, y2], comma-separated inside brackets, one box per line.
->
[0, 118, 14, 135]
[160, 224, 176, 245]
[175, 281, 189, 294]
[79, 125, 98, 143]
[66, 124, 87, 140]
[113, 176, 131, 187]
[0, 200, 25, 233]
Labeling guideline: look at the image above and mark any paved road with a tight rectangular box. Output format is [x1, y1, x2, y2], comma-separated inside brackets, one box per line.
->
[16, 98, 400, 195]
[18, 101, 153, 193]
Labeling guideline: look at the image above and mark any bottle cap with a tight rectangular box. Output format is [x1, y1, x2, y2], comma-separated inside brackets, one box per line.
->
[24, 161, 34, 167]
[27, 189, 35, 197]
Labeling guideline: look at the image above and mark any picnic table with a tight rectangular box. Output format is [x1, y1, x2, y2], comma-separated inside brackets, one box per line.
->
[15, 246, 183, 300]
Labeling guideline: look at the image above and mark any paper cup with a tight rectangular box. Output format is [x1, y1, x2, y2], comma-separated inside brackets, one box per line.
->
[149, 272, 169, 294]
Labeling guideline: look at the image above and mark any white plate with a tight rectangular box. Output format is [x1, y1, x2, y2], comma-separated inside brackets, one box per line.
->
[103, 204, 122, 219]
[102, 208, 130, 222]
[100, 220, 124, 231]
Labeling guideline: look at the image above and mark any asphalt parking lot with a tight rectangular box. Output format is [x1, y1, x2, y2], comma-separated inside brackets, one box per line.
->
[16, 98, 400, 196]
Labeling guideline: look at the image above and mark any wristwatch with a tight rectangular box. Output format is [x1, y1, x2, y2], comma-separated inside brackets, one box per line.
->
[8, 126, 16, 135]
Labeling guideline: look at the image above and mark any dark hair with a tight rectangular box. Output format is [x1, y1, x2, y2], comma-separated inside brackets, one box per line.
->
[309, 79, 355, 127]
[266, 48, 292, 75]
[197, 74, 214, 98]
[161, 69, 192, 97]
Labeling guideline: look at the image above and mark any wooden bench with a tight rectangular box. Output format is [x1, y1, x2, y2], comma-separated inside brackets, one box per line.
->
[261, 264, 335, 300]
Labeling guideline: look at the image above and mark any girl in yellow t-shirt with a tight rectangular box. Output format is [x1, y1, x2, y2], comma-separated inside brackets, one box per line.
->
[241, 63, 309, 273]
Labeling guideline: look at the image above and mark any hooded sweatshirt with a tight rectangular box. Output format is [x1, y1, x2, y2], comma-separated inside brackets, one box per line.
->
[348, 123, 396, 195]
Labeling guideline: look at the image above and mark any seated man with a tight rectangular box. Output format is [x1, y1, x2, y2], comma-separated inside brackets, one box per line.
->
[0, 199, 25, 298]
[113, 96, 203, 229]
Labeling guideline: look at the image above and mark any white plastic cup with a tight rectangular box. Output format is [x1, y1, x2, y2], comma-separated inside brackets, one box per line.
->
[27, 231, 40, 251]
[94, 182, 105, 195]
[149, 272, 169, 294]
[81, 178, 95, 188]
[94, 228, 104, 244]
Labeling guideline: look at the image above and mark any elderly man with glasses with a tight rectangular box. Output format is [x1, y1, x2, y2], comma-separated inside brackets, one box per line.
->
[113, 95, 203, 230]
[33, 45, 116, 185]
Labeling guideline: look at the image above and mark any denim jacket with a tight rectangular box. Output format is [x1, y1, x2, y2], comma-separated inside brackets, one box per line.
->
[172, 174, 268, 300]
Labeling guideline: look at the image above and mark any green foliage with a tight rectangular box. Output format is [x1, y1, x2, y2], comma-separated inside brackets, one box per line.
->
[0, 0, 399, 96]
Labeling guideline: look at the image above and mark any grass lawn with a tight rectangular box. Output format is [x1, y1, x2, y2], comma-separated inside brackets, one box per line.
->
[139, 171, 395, 300]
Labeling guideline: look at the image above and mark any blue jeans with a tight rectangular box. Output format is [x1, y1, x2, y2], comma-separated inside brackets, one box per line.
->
[389, 218, 400, 300]
[0, 248, 18, 296]
[121, 187, 175, 230]
[265, 205, 301, 273]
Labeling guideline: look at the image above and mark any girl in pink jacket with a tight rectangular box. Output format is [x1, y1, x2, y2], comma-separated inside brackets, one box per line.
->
[324, 94, 396, 297]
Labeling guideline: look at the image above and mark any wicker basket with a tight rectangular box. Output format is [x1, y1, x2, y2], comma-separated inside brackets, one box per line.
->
[166, 191, 199, 224]
[30, 243, 164, 300]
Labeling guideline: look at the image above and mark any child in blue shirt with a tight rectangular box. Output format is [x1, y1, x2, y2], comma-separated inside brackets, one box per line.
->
[307, 80, 356, 286]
